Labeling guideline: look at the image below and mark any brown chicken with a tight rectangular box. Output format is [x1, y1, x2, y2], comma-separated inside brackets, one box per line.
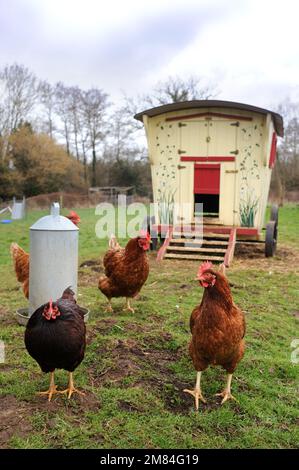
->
[66, 210, 80, 226]
[25, 287, 86, 401]
[184, 261, 246, 410]
[98, 232, 150, 313]
[10, 243, 29, 299]
[10, 211, 80, 299]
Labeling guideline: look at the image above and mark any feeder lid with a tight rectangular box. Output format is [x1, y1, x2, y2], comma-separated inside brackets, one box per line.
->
[30, 203, 79, 231]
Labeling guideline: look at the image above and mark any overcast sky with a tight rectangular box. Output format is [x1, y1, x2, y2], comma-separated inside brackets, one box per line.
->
[0, 0, 298, 110]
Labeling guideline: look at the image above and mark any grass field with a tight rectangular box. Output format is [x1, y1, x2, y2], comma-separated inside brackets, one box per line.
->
[0, 205, 298, 449]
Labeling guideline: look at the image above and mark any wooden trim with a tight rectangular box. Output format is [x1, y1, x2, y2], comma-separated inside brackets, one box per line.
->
[166, 112, 253, 122]
[182, 156, 235, 162]
[194, 163, 221, 169]
[224, 228, 237, 267]
[153, 225, 259, 237]
[156, 226, 173, 262]
[269, 132, 277, 169]
[236, 227, 259, 236]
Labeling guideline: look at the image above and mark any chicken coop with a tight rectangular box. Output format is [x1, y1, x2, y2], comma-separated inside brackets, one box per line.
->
[135, 100, 284, 265]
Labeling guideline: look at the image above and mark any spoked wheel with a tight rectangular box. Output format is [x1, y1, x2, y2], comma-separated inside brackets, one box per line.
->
[265, 220, 278, 257]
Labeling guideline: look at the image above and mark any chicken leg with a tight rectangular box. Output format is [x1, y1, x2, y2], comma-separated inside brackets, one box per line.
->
[58, 372, 85, 398]
[59, 372, 85, 399]
[123, 298, 135, 313]
[37, 371, 59, 402]
[184, 371, 206, 410]
[105, 299, 113, 313]
[215, 373, 237, 404]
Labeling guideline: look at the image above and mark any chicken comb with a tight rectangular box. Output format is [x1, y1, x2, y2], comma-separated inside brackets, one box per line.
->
[139, 229, 151, 240]
[197, 260, 213, 277]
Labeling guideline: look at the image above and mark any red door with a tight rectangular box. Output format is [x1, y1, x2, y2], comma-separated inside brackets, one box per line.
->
[194, 164, 220, 194]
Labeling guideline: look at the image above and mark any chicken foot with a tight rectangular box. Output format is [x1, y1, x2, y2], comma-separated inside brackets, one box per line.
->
[123, 298, 135, 313]
[215, 373, 237, 404]
[59, 372, 85, 399]
[184, 371, 206, 410]
[37, 372, 59, 402]
[105, 299, 114, 313]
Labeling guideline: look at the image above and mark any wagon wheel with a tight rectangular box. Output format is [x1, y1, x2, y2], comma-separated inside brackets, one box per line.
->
[270, 204, 279, 225]
[265, 220, 277, 257]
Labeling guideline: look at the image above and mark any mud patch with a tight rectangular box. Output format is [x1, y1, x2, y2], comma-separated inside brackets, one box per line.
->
[80, 259, 100, 268]
[0, 381, 100, 448]
[88, 336, 193, 414]
[118, 399, 143, 413]
[290, 310, 299, 319]
[0, 396, 33, 448]
[79, 259, 103, 279]
[233, 244, 299, 273]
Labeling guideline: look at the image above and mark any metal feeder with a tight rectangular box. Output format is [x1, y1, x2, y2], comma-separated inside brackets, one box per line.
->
[16, 202, 88, 324]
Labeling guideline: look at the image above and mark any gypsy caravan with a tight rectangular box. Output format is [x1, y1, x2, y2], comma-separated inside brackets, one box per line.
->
[135, 100, 283, 265]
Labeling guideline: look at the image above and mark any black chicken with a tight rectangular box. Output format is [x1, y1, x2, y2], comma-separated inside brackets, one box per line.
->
[25, 287, 86, 401]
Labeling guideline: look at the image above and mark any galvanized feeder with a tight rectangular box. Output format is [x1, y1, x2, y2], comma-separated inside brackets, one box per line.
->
[16, 203, 88, 325]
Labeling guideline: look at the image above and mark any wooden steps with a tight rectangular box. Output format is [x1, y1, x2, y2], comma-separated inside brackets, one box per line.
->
[164, 231, 230, 263]
[166, 246, 226, 253]
[160, 227, 236, 266]
[164, 253, 225, 261]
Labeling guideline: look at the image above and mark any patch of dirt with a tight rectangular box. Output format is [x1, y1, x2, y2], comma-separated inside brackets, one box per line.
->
[290, 310, 299, 319]
[118, 400, 143, 413]
[80, 259, 103, 273]
[78, 259, 105, 285]
[179, 283, 192, 290]
[233, 243, 299, 273]
[87, 336, 194, 414]
[80, 259, 99, 268]
[0, 396, 33, 448]
[0, 373, 101, 448]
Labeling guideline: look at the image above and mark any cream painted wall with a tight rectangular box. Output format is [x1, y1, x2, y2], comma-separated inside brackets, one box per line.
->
[143, 108, 274, 231]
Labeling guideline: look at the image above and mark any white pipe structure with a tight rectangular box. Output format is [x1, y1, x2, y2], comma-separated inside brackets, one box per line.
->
[29, 203, 79, 315]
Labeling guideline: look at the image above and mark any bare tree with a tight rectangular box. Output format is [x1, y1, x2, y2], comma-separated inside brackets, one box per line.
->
[145, 75, 216, 106]
[0, 63, 38, 159]
[81, 88, 110, 186]
[272, 99, 299, 203]
[109, 106, 137, 162]
[68, 86, 83, 161]
[38, 80, 56, 138]
[54, 82, 72, 155]
[122, 75, 218, 134]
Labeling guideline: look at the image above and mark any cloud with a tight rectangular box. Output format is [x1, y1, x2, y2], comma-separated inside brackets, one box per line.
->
[0, 0, 299, 108]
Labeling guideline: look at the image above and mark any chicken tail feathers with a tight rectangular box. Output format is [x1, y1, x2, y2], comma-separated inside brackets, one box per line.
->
[109, 234, 121, 250]
[10, 242, 29, 282]
[61, 286, 76, 303]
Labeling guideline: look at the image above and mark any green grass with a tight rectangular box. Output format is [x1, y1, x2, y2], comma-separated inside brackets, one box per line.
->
[0, 204, 298, 449]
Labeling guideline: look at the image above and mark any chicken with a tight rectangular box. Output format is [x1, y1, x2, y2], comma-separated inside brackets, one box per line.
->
[10, 211, 79, 299]
[10, 243, 29, 299]
[24, 287, 86, 401]
[66, 210, 80, 226]
[184, 261, 246, 410]
[98, 232, 150, 313]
